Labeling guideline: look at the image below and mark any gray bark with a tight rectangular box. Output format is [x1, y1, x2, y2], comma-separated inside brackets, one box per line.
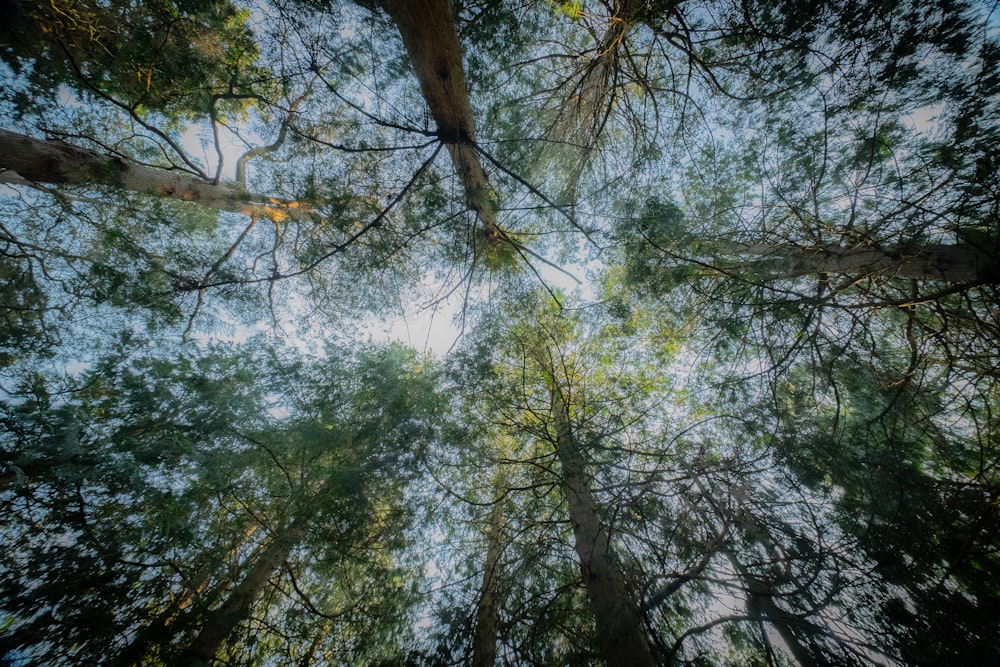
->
[471, 491, 505, 667]
[724, 550, 822, 667]
[687, 469, 823, 667]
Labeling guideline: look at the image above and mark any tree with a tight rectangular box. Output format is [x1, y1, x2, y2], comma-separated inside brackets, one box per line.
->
[445, 290, 912, 665]
[3, 0, 1000, 664]
[0, 339, 446, 665]
[771, 352, 1000, 664]
[448, 295, 659, 665]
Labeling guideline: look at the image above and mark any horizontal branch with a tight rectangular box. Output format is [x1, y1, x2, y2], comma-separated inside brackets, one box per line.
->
[717, 241, 1000, 284]
[0, 129, 314, 223]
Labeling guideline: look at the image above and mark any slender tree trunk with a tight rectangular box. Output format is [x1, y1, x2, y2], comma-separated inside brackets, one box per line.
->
[379, 0, 501, 238]
[109, 567, 214, 667]
[559, 0, 645, 137]
[472, 485, 506, 667]
[0, 128, 312, 222]
[298, 618, 333, 667]
[723, 241, 1000, 284]
[685, 467, 822, 667]
[551, 388, 656, 667]
[723, 550, 822, 667]
[108, 524, 261, 667]
[182, 519, 308, 665]
[546, 0, 681, 202]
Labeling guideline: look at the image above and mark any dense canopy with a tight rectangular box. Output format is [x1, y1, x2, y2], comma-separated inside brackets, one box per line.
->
[1, 0, 998, 665]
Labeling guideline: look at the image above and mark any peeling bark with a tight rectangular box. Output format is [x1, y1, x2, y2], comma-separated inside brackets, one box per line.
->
[0, 129, 313, 222]
[551, 388, 656, 667]
[379, 0, 501, 237]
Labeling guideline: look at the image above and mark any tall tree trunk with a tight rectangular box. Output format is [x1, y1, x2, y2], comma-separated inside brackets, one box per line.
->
[472, 482, 506, 667]
[685, 467, 824, 667]
[722, 241, 1000, 284]
[108, 524, 261, 667]
[0, 128, 312, 222]
[551, 388, 656, 667]
[181, 519, 308, 665]
[379, 0, 501, 239]
[556, 0, 646, 140]
[109, 566, 214, 667]
[723, 550, 822, 667]
[545, 0, 644, 201]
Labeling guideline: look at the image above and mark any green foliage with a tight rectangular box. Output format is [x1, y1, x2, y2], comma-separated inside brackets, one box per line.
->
[0, 338, 448, 665]
[850, 121, 901, 168]
[0, 0, 998, 664]
[0, 255, 51, 367]
[614, 196, 689, 294]
[1, 0, 267, 119]
[773, 356, 1000, 664]
[552, 1, 584, 20]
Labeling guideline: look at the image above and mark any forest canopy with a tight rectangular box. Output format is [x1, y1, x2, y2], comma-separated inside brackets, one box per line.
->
[1, 0, 998, 665]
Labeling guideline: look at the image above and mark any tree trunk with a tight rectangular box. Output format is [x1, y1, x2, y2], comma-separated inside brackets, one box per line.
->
[379, 0, 501, 238]
[108, 524, 261, 667]
[686, 467, 823, 667]
[551, 388, 656, 667]
[472, 486, 506, 667]
[182, 519, 308, 665]
[724, 550, 822, 667]
[725, 241, 1000, 284]
[108, 568, 213, 667]
[0, 128, 312, 222]
[558, 0, 646, 138]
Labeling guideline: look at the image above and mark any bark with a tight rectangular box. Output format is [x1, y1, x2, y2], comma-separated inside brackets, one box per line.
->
[379, 0, 501, 238]
[472, 488, 506, 667]
[546, 0, 643, 199]
[724, 241, 1000, 284]
[108, 569, 213, 667]
[0, 128, 312, 222]
[545, 0, 681, 201]
[551, 388, 656, 667]
[182, 519, 308, 665]
[558, 0, 646, 139]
